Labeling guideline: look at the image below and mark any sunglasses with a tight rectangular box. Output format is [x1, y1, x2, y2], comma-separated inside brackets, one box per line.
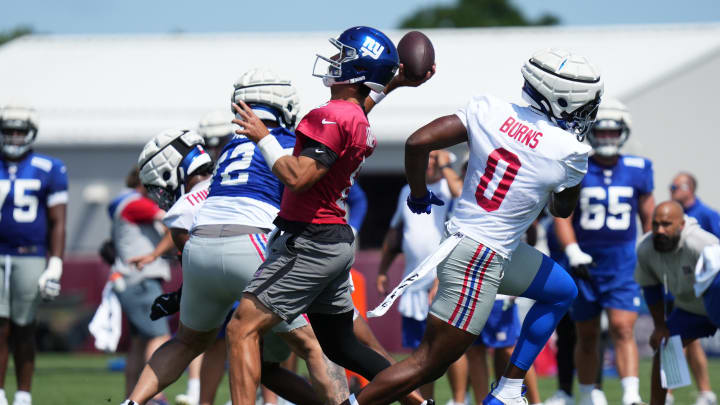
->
[670, 184, 690, 192]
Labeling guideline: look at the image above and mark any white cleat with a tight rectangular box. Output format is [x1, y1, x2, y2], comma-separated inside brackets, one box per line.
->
[11, 396, 30, 405]
[694, 392, 718, 405]
[175, 393, 198, 405]
[578, 389, 607, 405]
[545, 390, 574, 405]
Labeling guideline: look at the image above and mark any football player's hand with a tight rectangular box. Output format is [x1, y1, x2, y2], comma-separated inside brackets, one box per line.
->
[435, 150, 451, 167]
[650, 325, 670, 352]
[565, 243, 593, 266]
[570, 264, 592, 281]
[407, 190, 445, 214]
[38, 257, 63, 301]
[376, 274, 389, 295]
[150, 287, 182, 321]
[391, 63, 436, 89]
[128, 253, 157, 270]
[232, 101, 270, 144]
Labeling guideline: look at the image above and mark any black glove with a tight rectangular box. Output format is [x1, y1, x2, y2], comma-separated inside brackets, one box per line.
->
[99, 239, 116, 266]
[150, 286, 182, 321]
[570, 264, 592, 281]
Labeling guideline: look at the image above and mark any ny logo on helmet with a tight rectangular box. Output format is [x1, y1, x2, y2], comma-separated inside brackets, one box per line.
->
[360, 37, 384, 60]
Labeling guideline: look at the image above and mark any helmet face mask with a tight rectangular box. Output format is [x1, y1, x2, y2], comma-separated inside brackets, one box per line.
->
[138, 129, 212, 210]
[312, 26, 399, 92]
[0, 106, 38, 159]
[558, 94, 601, 140]
[145, 184, 176, 211]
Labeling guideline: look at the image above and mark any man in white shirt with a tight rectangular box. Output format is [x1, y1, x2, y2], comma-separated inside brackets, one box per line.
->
[376, 150, 466, 404]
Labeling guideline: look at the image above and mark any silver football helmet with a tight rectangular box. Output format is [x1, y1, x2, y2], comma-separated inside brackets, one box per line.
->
[0, 105, 38, 158]
[232, 68, 300, 129]
[138, 129, 212, 210]
[521, 49, 604, 141]
[587, 98, 632, 157]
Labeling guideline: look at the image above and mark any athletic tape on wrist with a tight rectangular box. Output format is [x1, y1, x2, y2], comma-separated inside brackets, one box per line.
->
[369, 90, 386, 104]
[257, 135, 289, 170]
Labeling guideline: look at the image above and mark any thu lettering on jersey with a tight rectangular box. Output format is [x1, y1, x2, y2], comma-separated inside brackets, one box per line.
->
[499, 117, 543, 149]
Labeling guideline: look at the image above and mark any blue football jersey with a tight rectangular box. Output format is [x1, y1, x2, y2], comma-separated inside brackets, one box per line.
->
[207, 127, 296, 207]
[572, 155, 653, 273]
[0, 152, 68, 256]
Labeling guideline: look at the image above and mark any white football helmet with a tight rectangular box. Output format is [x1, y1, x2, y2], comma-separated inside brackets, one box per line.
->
[232, 68, 300, 129]
[197, 110, 234, 148]
[138, 129, 212, 210]
[0, 105, 38, 158]
[587, 98, 631, 157]
[521, 48, 604, 141]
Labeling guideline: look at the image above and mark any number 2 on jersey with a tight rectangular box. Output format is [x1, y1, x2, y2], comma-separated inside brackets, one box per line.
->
[475, 148, 521, 212]
[218, 143, 255, 186]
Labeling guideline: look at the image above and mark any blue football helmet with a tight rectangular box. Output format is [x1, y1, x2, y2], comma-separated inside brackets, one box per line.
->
[313, 26, 399, 92]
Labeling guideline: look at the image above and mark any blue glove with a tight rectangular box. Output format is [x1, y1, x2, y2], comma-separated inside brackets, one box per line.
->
[407, 190, 445, 214]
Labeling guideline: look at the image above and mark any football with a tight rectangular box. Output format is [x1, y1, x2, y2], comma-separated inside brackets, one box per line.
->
[397, 31, 435, 81]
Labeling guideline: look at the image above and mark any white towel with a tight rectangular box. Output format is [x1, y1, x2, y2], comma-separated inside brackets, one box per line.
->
[368, 232, 463, 318]
[88, 281, 123, 352]
[695, 244, 720, 297]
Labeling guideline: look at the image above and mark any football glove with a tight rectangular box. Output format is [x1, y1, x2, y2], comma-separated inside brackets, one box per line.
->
[38, 256, 62, 300]
[150, 286, 182, 321]
[407, 190, 444, 214]
[565, 242, 593, 281]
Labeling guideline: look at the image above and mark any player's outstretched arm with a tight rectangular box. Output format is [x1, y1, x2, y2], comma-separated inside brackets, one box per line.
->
[405, 115, 467, 199]
[364, 63, 436, 114]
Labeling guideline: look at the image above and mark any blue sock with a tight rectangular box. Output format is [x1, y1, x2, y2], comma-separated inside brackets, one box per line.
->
[510, 255, 577, 370]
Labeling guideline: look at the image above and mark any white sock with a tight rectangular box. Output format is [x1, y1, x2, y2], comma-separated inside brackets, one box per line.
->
[349, 394, 360, 405]
[14, 391, 30, 402]
[493, 377, 524, 399]
[187, 377, 200, 398]
[0, 389, 5, 399]
[621, 376, 640, 401]
[579, 384, 595, 396]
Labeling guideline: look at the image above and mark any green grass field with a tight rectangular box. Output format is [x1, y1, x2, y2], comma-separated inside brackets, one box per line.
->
[6, 353, 720, 404]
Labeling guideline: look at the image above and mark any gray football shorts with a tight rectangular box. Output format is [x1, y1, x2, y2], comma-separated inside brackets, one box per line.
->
[116, 278, 171, 338]
[0, 255, 45, 326]
[244, 232, 355, 322]
[430, 235, 508, 336]
[181, 234, 307, 335]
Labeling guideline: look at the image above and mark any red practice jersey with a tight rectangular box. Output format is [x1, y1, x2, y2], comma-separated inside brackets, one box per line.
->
[278, 99, 375, 224]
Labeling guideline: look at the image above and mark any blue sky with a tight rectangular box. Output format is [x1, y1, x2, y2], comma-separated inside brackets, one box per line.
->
[2, 0, 719, 34]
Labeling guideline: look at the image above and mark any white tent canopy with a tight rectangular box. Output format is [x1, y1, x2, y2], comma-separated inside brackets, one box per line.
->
[1, 23, 719, 146]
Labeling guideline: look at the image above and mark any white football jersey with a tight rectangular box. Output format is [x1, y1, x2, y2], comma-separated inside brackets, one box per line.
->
[163, 179, 210, 231]
[447, 95, 591, 258]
